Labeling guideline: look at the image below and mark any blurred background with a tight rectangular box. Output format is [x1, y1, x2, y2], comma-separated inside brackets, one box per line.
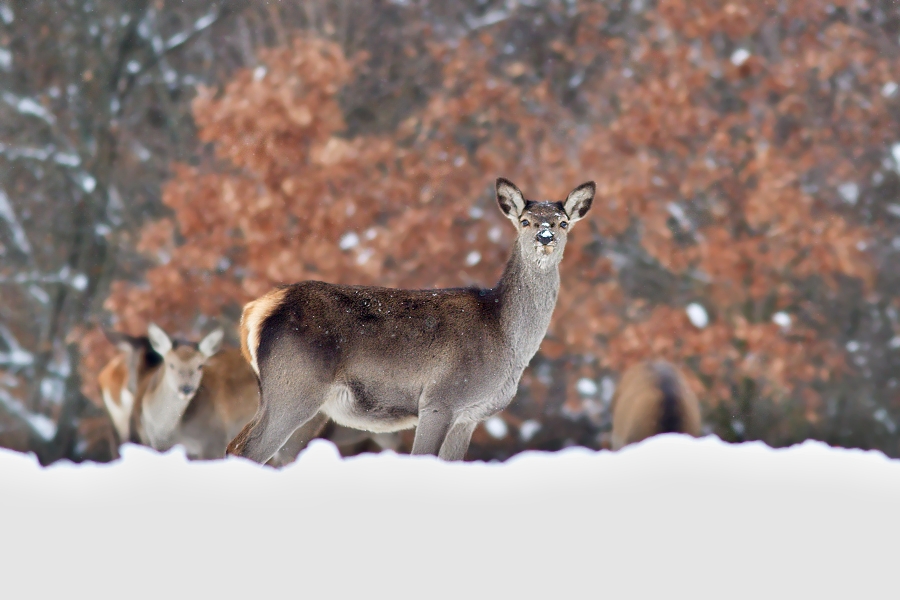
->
[1, 0, 899, 464]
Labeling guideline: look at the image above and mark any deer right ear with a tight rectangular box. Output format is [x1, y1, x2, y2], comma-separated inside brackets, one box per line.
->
[496, 178, 526, 222]
[147, 323, 173, 356]
[198, 328, 224, 358]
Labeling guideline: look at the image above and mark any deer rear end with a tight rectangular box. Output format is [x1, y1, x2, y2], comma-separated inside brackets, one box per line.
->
[610, 360, 702, 450]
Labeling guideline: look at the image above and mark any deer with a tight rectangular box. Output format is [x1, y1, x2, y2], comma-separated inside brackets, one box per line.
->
[226, 177, 595, 463]
[609, 360, 702, 450]
[97, 331, 163, 447]
[129, 324, 262, 459]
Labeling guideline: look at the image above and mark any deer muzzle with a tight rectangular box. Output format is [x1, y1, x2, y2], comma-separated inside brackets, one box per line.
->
[536, 229, 556, 254]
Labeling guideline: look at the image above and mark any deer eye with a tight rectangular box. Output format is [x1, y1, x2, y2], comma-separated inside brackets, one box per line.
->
[521, 219, 530, 227]
[559, 221, 568, 229]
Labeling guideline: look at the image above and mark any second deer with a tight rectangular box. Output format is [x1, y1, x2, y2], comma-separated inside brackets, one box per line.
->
[227, 178, 595, 463]
[130, 324, 261, 459]
[610, 360, 702, 450]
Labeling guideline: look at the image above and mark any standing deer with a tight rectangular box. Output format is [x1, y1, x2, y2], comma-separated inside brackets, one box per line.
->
[227, 178, 595, 463]
[610, 360, 702, 450]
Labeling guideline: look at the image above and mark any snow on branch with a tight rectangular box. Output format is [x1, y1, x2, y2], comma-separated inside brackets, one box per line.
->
[0, 324, 34, 368]
[0, 266, 88, 291]
[0, 142, 82, 167]
[2, 92, 55, 125]
[0, 189, 32, 254]
[0, 389, 56, 441]
[165, 9, 219, 50]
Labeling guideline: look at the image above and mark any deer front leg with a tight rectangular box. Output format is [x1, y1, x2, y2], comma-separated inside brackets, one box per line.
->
[411, 407, 453, 456]
[438, 421, 477, 461]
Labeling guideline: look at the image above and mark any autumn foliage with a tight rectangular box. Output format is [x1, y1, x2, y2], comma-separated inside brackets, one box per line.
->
[86, 0, 900, 458]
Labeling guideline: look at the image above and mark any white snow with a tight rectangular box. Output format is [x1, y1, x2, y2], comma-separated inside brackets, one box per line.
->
[0, 393, 55, 440]
[70, 273, 88, 291]
[0, 47, 11, 71]
[0, 3, 12, 24]
[1, 436, 898, 597]
[465, 250, 481, 266]
[772, 311, 791, 329]
[518, 419, 541, 442]
[837, 182, 859, 205]
[883, 81, 898, 97]
[339, 231, 359, 250]
[484, 416, 508, 439]
[0, 189, 32, 253]
[686, 302, 709, 328]
[78, 173, 96, 193]
[576, 377, 598, 396]
[846, 340, 860, 353]
[3, 92, 55, 124]
[730, 48, 750, 66]
[600, 376, 616, 404]
[892, 143, 900, 169]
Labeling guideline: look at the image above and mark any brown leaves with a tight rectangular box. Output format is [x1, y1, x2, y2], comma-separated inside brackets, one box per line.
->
[97, 2, 887, 432]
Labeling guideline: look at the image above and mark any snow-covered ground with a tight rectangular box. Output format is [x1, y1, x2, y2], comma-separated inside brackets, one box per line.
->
[3, 435, 899, 598]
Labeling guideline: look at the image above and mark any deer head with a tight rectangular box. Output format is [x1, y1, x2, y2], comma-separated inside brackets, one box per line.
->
[147, 323, 223, 402]
[496, 178, 595, 270]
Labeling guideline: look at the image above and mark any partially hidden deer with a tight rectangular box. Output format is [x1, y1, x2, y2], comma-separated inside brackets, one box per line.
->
[610, 360, 702, 450]
[130, 324, 262, 459]
[97, 331, 163, 447]
[227, 178, 595, 463]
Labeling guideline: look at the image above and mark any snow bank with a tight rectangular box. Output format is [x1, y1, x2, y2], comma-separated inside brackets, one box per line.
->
[3, 436, 899, 598]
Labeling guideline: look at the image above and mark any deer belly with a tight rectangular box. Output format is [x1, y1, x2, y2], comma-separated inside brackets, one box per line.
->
[320, 385, 419, 433]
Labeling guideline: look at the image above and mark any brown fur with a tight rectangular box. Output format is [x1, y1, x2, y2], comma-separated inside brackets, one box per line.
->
[98, 354, 127, 408]
[610, 360, 702, 450]
[131, 346, 260, 459]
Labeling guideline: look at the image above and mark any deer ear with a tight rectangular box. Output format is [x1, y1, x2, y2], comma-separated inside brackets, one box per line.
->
[563, 181, 595, 225]
[199, 328, 224, 358]
[496, 178, 526, 222]
[147, 323, 173, 355]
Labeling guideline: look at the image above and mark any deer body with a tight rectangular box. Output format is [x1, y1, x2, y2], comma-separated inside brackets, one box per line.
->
[228, 178, 594, 463]
[610, 360, 702, 450]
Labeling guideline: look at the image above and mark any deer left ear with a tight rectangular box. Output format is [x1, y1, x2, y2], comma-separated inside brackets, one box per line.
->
[199, 329, 224, 358]
[563, 181, 595, 225]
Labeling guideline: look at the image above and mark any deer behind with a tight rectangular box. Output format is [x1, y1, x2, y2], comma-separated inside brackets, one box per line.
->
[97, 332, 163, 446]
[131, 324, 263, 459]
[227, 178, 595, 463]
[610, 360, 702, 450]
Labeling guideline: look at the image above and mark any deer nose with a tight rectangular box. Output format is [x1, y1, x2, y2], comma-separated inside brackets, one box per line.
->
[536, 229, 554, 245]
[180, 385, 194, 395]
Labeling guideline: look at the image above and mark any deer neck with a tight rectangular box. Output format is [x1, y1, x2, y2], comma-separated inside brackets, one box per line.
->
[141, 372, 194, 449]
[496, 243, 560, 364]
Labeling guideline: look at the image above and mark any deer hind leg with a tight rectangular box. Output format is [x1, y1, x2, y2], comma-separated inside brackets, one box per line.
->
[438, 421, 477, 461]
[266, 411, 330, 467]
[227, 381, 328, 464]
